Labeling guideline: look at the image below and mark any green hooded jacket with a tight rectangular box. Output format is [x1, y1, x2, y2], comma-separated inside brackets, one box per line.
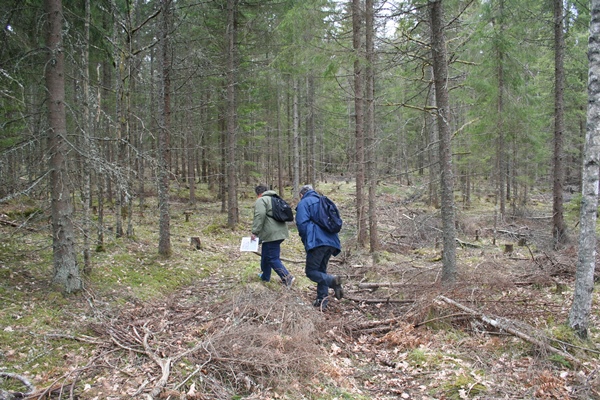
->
[251, 190, 290, 243]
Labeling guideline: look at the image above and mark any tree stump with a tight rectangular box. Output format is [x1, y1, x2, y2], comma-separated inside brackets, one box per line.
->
[184, 211, 193, 222]
[518, 237, 527, 246]
[504, 244, 513, 254]
[190, 237, 201, 250]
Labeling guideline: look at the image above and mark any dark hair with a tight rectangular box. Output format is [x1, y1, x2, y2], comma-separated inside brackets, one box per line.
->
[255, 184, 268, 195]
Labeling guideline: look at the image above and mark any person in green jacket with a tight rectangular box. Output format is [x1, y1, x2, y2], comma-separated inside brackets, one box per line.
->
[251, 185, 295, 287]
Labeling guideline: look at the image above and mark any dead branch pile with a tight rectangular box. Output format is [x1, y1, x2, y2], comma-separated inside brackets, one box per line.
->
[86, 286, 327, 399]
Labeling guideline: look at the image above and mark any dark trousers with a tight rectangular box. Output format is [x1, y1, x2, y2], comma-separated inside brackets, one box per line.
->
[305, 245, 336, 301]
[260, 240, 290, 282]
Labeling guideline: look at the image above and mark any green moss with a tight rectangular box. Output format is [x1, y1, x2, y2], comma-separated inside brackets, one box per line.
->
[203, 222, 226, 235]
[442, 373, 487, 399]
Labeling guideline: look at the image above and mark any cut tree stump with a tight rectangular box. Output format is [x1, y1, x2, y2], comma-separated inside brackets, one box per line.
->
[184, 211, 193, 222]
[190, 237, 201, 250]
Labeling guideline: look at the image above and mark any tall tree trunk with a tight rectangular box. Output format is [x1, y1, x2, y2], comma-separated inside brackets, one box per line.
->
[552, 0, 567, 247]
[97, 59, 108, 251]
[365, 0, 378, 252]
[569, 0, 600, 339]
[277, 84, 284, 194]
[496, 0, 506, 219]
[110, 0, 135, 239]
[429, 0, 457, 284]
[220, 106, 227, 212]
[157, 0, 172, 256]
[44, 0, 82, 293]
[226, 0, 239, 227]
[307, 75, 316, 187]
[187, 124, 196, 205]
[81, 0, 92, 274]
[292, 79, 300, 197]
[353, 0, 367, 247]
[426, 67, 439, 208]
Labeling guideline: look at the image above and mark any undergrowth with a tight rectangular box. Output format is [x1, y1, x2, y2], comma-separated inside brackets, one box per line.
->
[0, 182, 599, 399]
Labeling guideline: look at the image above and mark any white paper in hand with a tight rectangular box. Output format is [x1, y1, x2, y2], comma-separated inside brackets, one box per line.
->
[240, 237, 259, 252]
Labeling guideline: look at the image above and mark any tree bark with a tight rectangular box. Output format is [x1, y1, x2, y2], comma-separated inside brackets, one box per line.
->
[81, 0, 92, 273]
[226, 0, 239, 227]
[353, 0, 367, 248]
[569, 0, 600, 338]
[292, 78, 300, 198]
[276, 84, 284, 194]
[429, 0, 457, 284]
[186, 89, 196, 205]
[496, 0, 506, 218]
[365, 0, 378, 252]
[307, 75, 316, 187]
[426, 67, 439, 208]
[44, 0, 83, 293]
[157, 0, 172, 256]
[552, 0, 567, 247]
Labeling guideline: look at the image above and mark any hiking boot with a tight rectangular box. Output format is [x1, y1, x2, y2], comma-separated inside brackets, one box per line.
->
[258, 272, 269, 282]
[285, 275, 295, 288]
[313, 299, 328, 310]
[333, 276, 344, 300]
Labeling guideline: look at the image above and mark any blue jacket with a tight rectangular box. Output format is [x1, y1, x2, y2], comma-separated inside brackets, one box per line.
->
[295, 190, 341, 255]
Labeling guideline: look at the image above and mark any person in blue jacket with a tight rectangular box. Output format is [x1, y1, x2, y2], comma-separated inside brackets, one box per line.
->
[295, 184, 343, 310]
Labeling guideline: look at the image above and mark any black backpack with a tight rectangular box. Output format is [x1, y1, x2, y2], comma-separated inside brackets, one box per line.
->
[313, 195, 343, 233]
[267, 194, 294, 222]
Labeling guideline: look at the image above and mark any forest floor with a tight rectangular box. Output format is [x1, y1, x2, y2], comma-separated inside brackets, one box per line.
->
[1, 181, 600, 399]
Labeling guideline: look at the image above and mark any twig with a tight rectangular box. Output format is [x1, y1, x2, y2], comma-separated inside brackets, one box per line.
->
[358, 282, 405, 289]
[414, 313, 471, 328]
[45, 333, 105, 345]
[0, 372, 35, 398]
[344, 295, 414, 305]
[550, 339, 600, 355]
[131, 379, 149, 397]
[142, 329, 172, 399]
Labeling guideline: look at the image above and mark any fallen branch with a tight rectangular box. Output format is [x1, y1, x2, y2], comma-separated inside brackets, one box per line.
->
[0, 219, 19, 228]
[109, 324, 209, 399]
[353, 318, 400, 331]
[358, 282, 404, 289]
[142, 329, 172, 400]
[0, 219, 36, 232]
[414, 313, 471, 328]
[45, 333, 105, 345]
[437, 295, 583, 368]
[359, 326, 395, 335]
[497, 229, 530, 238]
[0, 372, 35, 399]
[344, 295, 414, 305]
[456, 238, 481, 248]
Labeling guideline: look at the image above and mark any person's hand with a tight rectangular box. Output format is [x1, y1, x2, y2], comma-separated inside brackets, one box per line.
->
[251, 234, 257, 241]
